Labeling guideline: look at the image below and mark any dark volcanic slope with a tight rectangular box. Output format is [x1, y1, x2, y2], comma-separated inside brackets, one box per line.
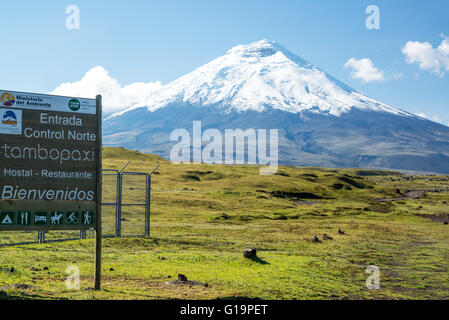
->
[104, 104, 449, 173]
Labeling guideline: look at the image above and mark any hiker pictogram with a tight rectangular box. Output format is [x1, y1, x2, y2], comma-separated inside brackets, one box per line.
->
[82, 212, 94, 225]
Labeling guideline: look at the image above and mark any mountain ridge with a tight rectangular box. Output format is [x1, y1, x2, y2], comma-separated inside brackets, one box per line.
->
[108, 39, 413, 119]
[104, 39, 449, 173]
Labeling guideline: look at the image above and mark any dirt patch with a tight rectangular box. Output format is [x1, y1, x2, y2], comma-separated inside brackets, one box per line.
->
[377, 191, 426, 202]
[367, 202, 395, 213]
[166, 280, 208, 287]
[166, 275, 208, 287]
[406, 191, 426, 198]
[101, 276, 215, 299]
[417, 214, 449, 223]
[0, 284, 37, 291]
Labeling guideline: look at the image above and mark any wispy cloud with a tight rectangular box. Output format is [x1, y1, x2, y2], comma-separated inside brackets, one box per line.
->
[344, 58, 385, 83]
[416, 112, 443, 124]
[402, 36, 449, 77]
[51, 66, 162, 114]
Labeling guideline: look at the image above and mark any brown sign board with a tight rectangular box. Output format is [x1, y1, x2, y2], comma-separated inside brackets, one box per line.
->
[0, 90, 101, 231]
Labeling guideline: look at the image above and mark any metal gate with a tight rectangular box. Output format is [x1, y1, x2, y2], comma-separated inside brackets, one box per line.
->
[0, 162, 159, 246]
[102, 162, 159, 238]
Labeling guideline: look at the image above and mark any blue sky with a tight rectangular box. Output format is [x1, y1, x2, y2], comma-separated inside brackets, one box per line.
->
[1, 0, 448, 123]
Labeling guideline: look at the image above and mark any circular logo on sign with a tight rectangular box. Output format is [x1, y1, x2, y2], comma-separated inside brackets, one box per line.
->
[0, 92, 15, 107]
[68, 99, 81, 111]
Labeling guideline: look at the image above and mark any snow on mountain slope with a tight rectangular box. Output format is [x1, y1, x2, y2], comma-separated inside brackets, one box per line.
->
[109, 39, 412, 119]
[103, 39, 449, 173]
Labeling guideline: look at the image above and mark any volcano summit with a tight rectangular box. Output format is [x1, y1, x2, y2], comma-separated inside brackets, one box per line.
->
[104, 40, 449, 173]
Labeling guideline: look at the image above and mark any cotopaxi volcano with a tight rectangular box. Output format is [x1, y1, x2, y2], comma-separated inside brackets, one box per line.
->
[103, 39, 449, 173]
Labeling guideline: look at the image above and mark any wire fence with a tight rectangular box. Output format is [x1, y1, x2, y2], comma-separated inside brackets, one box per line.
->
[0, 162, 159, 247]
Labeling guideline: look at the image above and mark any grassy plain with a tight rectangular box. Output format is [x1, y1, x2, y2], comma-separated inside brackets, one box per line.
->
[1, 147, 449, 300]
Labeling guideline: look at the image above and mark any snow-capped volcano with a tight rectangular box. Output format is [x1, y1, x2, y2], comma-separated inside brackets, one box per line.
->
[104, 40, 449, 173]
[110, 39, 410, 118]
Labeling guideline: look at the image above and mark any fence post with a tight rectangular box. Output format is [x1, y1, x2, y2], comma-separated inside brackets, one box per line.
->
[145, 174, 151, 237]
[115, 171, 119, 237]
[116, 172, 122, 237]
[115, 161, 130, 238]
[145, 164, 159, 238]
[37, 230, 45, 243]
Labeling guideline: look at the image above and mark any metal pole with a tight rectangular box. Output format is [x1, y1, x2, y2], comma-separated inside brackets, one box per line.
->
[145, 174, 150, 237]
[37, 230, 44, 243]
[148, 174, 151, 237]
[116, 161, 129, 237]
[120, 161, 131, 173]
[94, 94, 103, 291]
[145, 164, 159, 238]
[149, 163, 160, 176]
[117, 173, 122, 237]
[115, 172, 120, 237]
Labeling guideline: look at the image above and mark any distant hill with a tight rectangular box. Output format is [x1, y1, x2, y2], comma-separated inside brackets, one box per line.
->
[102, 147, 168, 163]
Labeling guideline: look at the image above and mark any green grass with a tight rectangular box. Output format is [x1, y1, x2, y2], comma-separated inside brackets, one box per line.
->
[1, 147, 449, 300]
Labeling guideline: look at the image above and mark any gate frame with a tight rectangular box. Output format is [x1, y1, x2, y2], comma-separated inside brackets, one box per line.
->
[0, 162, 160, 247]
[116, 163, 160, 237]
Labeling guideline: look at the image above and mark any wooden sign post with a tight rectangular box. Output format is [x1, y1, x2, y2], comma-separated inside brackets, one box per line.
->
[0, 90, 103, 290]
[94, 95, 102, 291]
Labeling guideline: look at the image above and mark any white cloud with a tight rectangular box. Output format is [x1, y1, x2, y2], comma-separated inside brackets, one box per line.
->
[344, 58, 385, 83]
[402, 36, 449, 76]
[51, 66, 162, 114]
[416, 112, 442, 123]
[416, 112, 428, 119]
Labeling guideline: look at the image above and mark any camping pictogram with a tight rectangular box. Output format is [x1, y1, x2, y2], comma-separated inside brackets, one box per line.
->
[0, 212, 14, 225]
